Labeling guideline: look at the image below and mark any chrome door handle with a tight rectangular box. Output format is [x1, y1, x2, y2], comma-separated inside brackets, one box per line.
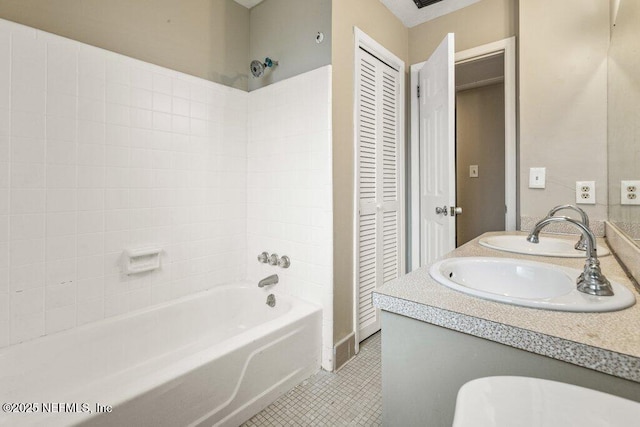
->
[451, 206, 463, 216]
[435, 205, 448, 216]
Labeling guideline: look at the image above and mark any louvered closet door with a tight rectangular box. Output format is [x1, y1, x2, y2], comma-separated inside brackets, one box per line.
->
[356, 47, 402, 342]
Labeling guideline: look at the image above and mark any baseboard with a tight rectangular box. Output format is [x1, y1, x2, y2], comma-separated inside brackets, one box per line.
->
[333, 332, 356, 371]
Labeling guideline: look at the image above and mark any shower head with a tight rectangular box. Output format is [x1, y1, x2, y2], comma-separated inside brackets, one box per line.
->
[250, 60, 265, 78]
[250, 57, 279, 78]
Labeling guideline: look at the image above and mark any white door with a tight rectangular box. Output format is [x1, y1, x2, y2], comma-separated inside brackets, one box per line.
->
[356, 47, 402, 342]
[419, 33, 456, 266]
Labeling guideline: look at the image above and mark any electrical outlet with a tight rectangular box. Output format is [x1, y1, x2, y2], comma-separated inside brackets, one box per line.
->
[576, 181, 596, 205]
[621, 180, 640, 205]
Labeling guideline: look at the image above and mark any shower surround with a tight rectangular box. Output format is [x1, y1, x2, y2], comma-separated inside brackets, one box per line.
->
[0, 18, 334, 370]
[247, 66, 333, 369]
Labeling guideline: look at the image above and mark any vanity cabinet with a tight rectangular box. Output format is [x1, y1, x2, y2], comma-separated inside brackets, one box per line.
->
[381, 311, 640, 427]
[374, 232, 640, 426]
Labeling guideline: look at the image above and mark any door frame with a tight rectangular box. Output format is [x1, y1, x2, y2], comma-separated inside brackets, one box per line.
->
[353, 27, 406, 352]
[409, 37, 516, 272]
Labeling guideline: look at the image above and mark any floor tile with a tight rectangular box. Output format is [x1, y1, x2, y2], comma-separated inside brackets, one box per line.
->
[243, 332, 381, 426]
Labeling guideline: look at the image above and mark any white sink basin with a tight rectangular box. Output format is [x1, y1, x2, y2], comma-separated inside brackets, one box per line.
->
[429, 257, 635, 312]
[479, 234, 611, 257]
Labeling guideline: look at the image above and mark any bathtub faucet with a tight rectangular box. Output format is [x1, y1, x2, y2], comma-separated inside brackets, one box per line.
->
[258, 274, 279, 288]
[526, 216, 614, 296]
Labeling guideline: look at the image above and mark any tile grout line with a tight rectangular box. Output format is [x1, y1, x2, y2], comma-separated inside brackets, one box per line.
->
[242, 332, 381, 426]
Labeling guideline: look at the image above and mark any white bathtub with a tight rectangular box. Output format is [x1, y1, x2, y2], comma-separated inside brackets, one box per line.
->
[0, 283, 322, 427]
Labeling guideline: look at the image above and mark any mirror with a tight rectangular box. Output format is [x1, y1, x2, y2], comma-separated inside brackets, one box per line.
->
[608, 0, 640, 246]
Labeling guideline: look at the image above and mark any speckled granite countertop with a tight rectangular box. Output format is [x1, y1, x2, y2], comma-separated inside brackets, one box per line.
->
[373, 231, 640, 383]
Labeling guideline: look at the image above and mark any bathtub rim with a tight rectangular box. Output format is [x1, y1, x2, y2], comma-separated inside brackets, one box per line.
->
[0, 282, 320, 356]
[0, 282, 322, 426]
[0, 282, 322, 396]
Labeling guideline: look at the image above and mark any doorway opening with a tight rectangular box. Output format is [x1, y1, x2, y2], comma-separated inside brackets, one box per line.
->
[455, 53, 505, 247]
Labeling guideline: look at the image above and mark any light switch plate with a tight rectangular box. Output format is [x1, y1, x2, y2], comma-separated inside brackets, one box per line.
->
[529, 167, 545, 189]
[469, 165, 478, 178]
[621, 180, 640, 205]
[576, 181, 596, 204]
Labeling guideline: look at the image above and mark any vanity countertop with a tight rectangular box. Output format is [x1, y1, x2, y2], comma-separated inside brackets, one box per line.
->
[373, 231, 640, 383]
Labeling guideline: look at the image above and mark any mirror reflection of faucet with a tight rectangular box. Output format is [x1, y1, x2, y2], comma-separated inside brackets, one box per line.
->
[540, 204, 590, 251]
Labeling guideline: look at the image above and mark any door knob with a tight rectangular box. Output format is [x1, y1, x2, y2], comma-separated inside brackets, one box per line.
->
[435, 205, 448, 216]
[451, 206, 463, 216]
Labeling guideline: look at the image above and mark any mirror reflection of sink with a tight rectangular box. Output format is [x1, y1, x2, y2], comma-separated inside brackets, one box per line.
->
[429, 257, 635, 312]
[478, 234, 611, 257]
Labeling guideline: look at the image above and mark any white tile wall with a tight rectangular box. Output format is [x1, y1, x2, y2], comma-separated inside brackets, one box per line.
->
[0, 19, 248, 348]
[247, 66, 334, 371]
[0, 19, 335, 371]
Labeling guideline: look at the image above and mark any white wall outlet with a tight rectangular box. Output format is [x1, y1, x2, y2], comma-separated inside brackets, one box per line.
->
[469, 165, 478, 178]
[576, 181, 596, 204]
[529, 167, 546, 189]
[621, 180, 640, 205]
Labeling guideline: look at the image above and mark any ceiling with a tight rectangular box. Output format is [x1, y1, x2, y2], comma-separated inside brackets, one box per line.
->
[380, 0, 482, 28]
[233, 0, 264, 8]
[233, 0, 481, 28]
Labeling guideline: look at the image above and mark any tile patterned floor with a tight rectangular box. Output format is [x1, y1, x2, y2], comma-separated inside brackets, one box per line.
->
[242, 332, 382, 426]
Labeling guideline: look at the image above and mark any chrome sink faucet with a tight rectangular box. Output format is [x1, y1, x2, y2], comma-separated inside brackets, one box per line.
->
[258, 274, 279, 288]
[543, 204, 590, 251]
[527, 216, 614, 296]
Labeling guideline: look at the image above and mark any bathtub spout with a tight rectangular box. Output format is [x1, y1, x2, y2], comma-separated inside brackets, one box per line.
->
[258, 274, 279, 288]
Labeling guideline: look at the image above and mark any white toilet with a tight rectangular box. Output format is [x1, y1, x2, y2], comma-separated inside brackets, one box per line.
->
[452, 376, 640, 427]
